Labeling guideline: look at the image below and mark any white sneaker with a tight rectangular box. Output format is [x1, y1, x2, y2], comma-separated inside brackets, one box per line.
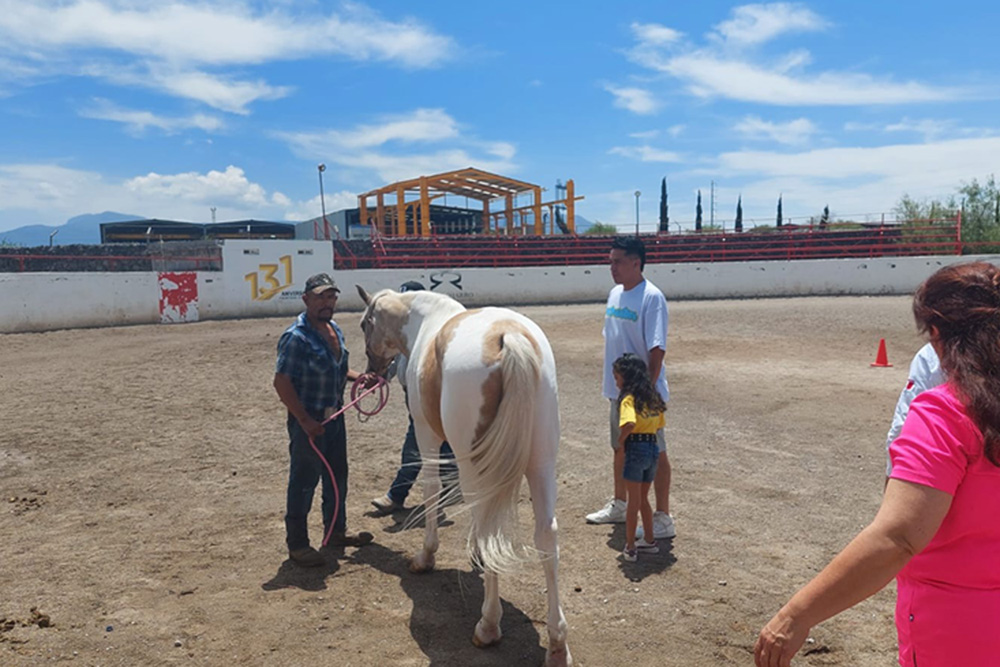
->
[585, 498, 627, 524]
[636, 512, 676, 540]
[636, 539, 659, 553]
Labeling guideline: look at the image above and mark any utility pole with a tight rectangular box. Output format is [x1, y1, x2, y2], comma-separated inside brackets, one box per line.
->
[710, 180, 716, 227]
[317, 163, 328, 239]
[634, 190, 641, 235]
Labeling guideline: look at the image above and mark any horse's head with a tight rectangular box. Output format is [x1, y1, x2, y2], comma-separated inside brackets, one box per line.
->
[357, 285, 411, 378]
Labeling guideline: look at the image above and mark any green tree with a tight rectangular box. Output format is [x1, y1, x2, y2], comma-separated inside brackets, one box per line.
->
[584, 221, 619, 235]
[820, 205, 829, 229]
[695, 190, 703, 231]
[734, 196, 743, 232]
[659, 177, 669, 233]
[776, 195, 783, 227]
[894, 193, 958, 223]
[958, 174, 1000, 250]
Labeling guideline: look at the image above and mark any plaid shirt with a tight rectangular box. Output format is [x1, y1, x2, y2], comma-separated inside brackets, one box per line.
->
[275, 313, 349, 415]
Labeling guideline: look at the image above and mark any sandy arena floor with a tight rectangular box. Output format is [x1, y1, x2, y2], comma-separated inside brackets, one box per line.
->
[1, 295, 925, 666]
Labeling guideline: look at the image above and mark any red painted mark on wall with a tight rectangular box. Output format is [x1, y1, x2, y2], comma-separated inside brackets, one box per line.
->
[158, 272, 199, 323]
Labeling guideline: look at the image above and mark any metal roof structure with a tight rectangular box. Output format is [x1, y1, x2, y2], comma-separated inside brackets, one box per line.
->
[356, 167, 582, 237]
[100, 219, 294, 243]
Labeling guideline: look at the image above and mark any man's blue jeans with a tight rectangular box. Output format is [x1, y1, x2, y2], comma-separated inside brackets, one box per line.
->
[387, 415, 457, 505]
[285, 413, 347, 551]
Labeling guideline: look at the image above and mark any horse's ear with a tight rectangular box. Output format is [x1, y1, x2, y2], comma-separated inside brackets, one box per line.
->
[356, 285, 371, 305]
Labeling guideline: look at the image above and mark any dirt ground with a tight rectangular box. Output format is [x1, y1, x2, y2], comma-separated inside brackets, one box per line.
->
[1, 295, 925, 666]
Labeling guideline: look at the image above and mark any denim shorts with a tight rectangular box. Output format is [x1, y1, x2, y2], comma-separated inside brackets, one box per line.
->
[610, 400, 666, 453]
[622, 439, 659, 483]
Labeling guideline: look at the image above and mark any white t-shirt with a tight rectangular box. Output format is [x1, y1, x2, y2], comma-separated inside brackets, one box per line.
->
[884, 342, 945, 475]
[602, 278, 669, 402]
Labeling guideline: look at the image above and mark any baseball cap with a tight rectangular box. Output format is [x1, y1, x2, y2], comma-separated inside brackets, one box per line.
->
[399, 281, 425, 293]
[304, 273, 340, 294]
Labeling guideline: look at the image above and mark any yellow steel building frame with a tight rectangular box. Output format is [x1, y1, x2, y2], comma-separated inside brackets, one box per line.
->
[357, 167, 583, 237]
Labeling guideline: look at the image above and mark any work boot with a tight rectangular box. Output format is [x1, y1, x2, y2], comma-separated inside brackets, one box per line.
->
[327, 531, 374, 547]
[288, 546, 325, 567]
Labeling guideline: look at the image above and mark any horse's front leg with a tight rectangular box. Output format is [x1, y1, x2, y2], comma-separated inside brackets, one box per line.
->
[410, 424, 441, 573]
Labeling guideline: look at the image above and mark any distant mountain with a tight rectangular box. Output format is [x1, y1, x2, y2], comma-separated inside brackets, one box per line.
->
[573, 214, 595, 233]
[0, 211, 143, 247]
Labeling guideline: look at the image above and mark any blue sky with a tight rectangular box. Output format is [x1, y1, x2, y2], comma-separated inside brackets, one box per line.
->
[1, 1, 998, 234]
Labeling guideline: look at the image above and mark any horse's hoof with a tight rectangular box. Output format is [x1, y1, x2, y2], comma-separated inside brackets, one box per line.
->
[409, 554, 435, 573]
[546, 647, 573, 667]
[472, 622, 502, 648]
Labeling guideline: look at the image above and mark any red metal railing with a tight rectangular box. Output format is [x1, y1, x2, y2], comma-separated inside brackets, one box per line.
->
[335, 220, 961, 270]
[2, 255, 222, 272]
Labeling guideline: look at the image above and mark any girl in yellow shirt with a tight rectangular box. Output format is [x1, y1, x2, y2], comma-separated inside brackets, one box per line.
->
[613, 354, 667, 562]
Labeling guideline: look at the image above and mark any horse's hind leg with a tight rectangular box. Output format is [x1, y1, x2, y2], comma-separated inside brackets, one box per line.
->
[473, 569, 503, 648]
[528, 464, 573, 667]
[410, 423, 441, 573]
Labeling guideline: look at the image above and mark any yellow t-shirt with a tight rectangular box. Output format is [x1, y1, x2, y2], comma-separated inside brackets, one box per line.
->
[619, 394, 665, 434]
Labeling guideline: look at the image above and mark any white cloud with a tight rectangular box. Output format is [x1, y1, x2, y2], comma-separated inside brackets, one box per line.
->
[77, 63, 291, 114]
[0, 1, 454, 113]
[0, 1, 454, 68]
[282, 191, 358, 222]
[630, 22, 683, 46]
[604, 84, 659, 114]
[0, 162, 332, 229]
[609, 145, 682, 162]
[715, 137, 1000, 181]
[697, 137, 1000, 218]
[734, 115, 817, 145]
[313, 108, 460, 150]
[80, 98, 224, 133]
[126, 166, 275, 207]
[668, 124, 686, 138]
[630, 130, 660, 139]
[625, 5, 968, 106]
[276, 109, 518, 184]
[884, 118, 956, 141]
[658, 53, 958, 105]
[712, 3, 829, 47]
[151, 70, 291, 115]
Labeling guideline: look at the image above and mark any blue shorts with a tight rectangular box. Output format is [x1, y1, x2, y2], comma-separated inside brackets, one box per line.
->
[622, 439, 659, 483]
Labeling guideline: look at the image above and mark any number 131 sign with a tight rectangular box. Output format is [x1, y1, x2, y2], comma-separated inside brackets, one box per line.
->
[244, 255, 293, 301]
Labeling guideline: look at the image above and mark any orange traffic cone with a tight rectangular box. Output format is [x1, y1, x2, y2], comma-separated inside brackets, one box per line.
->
[871, 338, 893, 367]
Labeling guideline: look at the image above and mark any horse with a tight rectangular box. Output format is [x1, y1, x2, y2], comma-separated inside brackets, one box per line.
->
[356, 286, 572, 667]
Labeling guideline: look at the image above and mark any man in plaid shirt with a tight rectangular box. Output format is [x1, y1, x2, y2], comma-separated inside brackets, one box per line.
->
[273, 273, 372, 567]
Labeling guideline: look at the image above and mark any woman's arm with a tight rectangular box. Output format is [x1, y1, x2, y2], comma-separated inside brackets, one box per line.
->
[754, 478, 952, 667]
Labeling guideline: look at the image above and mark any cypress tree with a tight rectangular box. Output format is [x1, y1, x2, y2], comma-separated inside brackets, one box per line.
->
[659, 177, 669, 232]
[776, 195, 783, 227]
[696, 190, 703, 231]
[735, 196, 743, 232]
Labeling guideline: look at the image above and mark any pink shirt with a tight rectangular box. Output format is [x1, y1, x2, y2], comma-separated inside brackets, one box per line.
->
[889, 383, 1000, 666]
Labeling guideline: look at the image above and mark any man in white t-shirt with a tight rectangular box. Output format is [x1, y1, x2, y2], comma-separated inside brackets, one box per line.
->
[586, 236, 675, 539]
[884, 342, 945, 477]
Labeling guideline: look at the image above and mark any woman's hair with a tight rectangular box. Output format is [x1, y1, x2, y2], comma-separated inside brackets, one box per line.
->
[913, 261, 1000, 465]
[613, 353, 666, 417]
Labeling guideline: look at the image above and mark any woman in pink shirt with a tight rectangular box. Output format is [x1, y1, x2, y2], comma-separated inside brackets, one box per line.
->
[755, 262, 1000, 667]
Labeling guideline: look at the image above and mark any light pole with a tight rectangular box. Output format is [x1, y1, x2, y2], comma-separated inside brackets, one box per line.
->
[317, 163, 328, 239]
[634, 190, 641, 235]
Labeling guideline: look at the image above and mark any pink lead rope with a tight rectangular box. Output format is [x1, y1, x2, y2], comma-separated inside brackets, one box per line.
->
[307, 374, 390, 547]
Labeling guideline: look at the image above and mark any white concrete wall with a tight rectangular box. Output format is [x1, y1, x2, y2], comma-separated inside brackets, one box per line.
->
[3, 253, 999, 333]
[330, 255, 1000, 311]
[0, 272, 160, 332]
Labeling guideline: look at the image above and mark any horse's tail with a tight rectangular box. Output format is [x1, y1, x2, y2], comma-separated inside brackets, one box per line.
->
[465, 330, 541, 574]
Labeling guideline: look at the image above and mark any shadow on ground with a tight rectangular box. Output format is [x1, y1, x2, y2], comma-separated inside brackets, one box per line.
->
[603, 524, 677, 582]
[349, 542, 547, 666]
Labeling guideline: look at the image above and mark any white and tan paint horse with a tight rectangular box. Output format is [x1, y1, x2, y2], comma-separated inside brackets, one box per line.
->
[357, 286, 572, 667]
